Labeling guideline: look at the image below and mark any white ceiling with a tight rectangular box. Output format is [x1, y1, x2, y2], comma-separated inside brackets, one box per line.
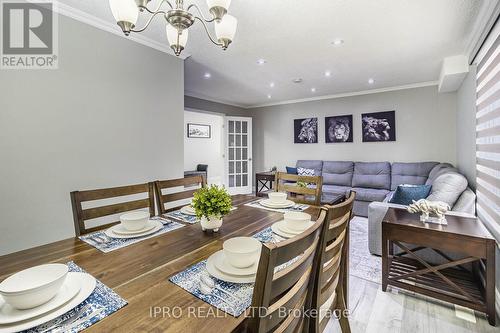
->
[61, 0, 486, 108]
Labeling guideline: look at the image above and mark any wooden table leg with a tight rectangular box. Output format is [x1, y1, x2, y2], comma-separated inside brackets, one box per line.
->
[382, 224, 388, 292]
[486, 241, 496, 326]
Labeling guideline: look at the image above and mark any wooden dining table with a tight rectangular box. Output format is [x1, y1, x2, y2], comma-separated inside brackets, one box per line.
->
[0, 195, 322, 333]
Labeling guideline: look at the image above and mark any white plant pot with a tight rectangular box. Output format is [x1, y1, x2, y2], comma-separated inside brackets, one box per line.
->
[200, 216, 223, 232]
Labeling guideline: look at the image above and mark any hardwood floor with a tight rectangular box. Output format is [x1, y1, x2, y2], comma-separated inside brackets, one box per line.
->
[325, 275, 498, 333]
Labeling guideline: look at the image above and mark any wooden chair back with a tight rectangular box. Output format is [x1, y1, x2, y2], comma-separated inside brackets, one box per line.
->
[247, 208, 327, 333]
[70, 182, 155, 236]
[154, 175, 206, 214]
[309, 191, 356, 333]
[275, 172, 323, 206]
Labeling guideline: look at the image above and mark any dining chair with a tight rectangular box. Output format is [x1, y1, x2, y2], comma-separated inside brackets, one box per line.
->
[274, 171, 323, 206]
[247, 208, 327, 333]
[309, 191, 356, 333]
[70, 182, 155, 236]
[154, 175, 206, 214]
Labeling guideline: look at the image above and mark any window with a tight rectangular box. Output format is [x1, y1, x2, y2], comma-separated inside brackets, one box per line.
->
[476, 19, 500, 240]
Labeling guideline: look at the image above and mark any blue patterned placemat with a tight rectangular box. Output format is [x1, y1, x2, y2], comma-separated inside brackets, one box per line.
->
[169, 226, 296, 317]
[245, 200, 309, 213]
[164, 210, 198, 224]
[79, 217, 184, 253]
[23, 261, 127, 333]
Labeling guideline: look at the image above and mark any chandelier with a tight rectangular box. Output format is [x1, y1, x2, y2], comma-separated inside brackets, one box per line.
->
[108, 0, 237, 56]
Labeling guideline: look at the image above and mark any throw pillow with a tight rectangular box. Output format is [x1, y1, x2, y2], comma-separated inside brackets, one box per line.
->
[286, 166, 298, 174]
[389, 184, 432, 206]
[426, 172, 468, 207]
[297, 167, 315, 176]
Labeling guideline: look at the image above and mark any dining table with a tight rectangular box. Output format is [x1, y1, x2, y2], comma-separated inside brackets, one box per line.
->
[0, 195, 324, 333]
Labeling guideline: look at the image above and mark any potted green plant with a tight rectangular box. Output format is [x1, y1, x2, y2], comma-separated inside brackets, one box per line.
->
[192, 185, 232, 232]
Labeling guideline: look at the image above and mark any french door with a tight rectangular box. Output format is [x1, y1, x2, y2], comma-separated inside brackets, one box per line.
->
[225, 116, 252, 194]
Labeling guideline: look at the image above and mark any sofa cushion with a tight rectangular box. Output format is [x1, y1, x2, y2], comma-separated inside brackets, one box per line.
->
[389, 184, 432, 205]
[352, 162, 391, 190]
[297, 167, 315, 176]
[322, 161, 354, 186]
[352, 187, 390, 202]
[322, 185, 351, 196]
[286, 166, 298, 174]
[296, 160, 323, 176]
[390, 162, 438, 190]
[426, 172, 468, 207]
[425, 163, 455, 185]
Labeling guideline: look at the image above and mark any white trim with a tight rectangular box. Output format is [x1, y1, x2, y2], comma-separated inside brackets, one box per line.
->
[465, 0, 500, 63]
[496, 288, 500, 318]
[51, 1, 188, 59]
[185, 91, 248, 109]
[247, 81, 439, 109]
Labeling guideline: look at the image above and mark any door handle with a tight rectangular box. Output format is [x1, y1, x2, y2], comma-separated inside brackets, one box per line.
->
[248, 158, 252, 161]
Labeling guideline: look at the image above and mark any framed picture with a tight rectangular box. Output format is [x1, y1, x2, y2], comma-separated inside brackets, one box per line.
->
[325, 115, 353, 143]
[187, 123, 211, 138]
[361, 111, 396, 142]
[294, 118, 318, 143]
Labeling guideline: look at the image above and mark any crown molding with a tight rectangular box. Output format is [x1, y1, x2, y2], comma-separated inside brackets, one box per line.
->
[51, 1, 188, 60]
[185, 91, 248, 109]
[247, 81, 439, 109]
[465, 0, 500, 63]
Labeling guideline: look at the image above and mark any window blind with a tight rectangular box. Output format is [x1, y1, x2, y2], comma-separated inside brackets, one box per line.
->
[476, 18, 500, 241]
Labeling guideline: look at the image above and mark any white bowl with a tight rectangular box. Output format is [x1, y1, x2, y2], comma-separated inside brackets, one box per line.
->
[284, 211, 312, 232]
[223, 237, 261, 269]
[0, 264, 68, 310]
[268, 192, 287, 204]
[119, 211, 150, 231]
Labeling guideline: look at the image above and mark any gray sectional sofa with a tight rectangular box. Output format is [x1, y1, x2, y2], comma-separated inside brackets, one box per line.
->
[295, 160, 475, 217]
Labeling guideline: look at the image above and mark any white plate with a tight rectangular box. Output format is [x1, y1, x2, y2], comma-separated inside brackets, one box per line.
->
[213, 251, 258, 276]
[271, 220, 314, 238]
[111, 220, 157, 235]
[259, 199, 295, 209]
[180, 205, 196, 216]
[0, 273, 96, 333]
[105, 220, 162, 239]
[0, 274, 81, 324]
[206, 254, 256, 284]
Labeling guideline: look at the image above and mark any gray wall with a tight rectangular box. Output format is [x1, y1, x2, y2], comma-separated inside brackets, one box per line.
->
[0, 15, 184, 255]
[249, 86, 457, 173]
[185, 95, 247, 116]
[456, 66, 477, 190]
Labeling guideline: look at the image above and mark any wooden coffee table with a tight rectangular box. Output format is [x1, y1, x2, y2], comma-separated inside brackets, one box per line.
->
[381, 207, 496, 325]
[255, 171, 276, 197]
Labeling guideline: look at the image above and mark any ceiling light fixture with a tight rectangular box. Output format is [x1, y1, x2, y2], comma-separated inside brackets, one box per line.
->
[204, 72, 211, 78]
[109, 0, 237, 56]
[292, 78, 303, 83]
[267, 94, 272, 99]
[269, 82, 275, 88]
[257, 58, 267, 65]
[311, 88, 316, 93]
[332, 39, 344, 46]
[368, 78, 375, 84]
[324, 71, 331, 77]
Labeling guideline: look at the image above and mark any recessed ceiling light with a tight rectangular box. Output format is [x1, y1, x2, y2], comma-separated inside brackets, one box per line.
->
[267, 94, 272, 99]
[368, 78, 375, 84]
[204, 72, 211, 79]
[332, 39, 344, 46]
[257, 58, 267, 65]
[292, 78, 303, 83]
[325, 71, 331, 77]
[269, 82, 275, 88]
[311, 87, 316, 93]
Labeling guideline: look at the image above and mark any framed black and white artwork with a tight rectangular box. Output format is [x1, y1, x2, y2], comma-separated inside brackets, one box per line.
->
[325, 115, 353, 143]
[294, 118, 318, 143]
[361, 111, 396, 142]
[187, 123, 211, 138]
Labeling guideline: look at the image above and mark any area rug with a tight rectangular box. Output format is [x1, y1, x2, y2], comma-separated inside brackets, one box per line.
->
[349, 216, 382, 284]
